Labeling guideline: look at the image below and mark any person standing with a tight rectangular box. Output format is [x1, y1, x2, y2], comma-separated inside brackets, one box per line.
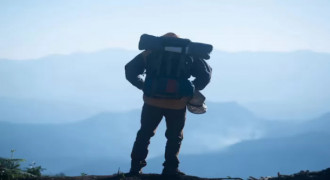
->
[125, 33, 212, 176]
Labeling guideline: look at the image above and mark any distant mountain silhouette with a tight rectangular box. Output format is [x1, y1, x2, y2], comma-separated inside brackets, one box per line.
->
[1, 102, 329, 177]
[0, 102, 261, 174]
[145, 132, 330, 178]
[1, 49, 330, 119]
[260, 112, 330, 138]
[0, 49, 141, 112]
[0, 97, 99, 123]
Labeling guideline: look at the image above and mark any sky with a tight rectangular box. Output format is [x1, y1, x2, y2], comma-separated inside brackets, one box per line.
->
[0, 0, 330, 59]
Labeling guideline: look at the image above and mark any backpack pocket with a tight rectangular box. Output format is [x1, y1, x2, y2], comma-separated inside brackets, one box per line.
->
[143, 77, 194, 99]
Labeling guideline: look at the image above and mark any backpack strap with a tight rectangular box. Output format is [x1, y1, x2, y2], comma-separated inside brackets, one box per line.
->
[176, 47, 188, 77]
[141, 50, 151, 63]
[165, 52, 174, 76]
[155, 50, 164, 76]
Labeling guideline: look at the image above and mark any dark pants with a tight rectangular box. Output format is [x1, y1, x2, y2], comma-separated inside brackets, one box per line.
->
[130, 103, 186, 170]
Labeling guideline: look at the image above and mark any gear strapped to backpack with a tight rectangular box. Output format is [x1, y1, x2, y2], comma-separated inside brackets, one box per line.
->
[139, 34, 212, 99]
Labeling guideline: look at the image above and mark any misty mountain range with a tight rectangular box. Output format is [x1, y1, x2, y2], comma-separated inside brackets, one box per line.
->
[1, 49, 330, 178]
[0, 102, 329, 178]
[1, 49, 330, 120]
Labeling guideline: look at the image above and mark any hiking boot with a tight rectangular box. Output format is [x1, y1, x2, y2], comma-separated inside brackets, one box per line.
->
[127, 169, 142, 176]
[128, 160, 145, 176]
[162, 168, 186, 176]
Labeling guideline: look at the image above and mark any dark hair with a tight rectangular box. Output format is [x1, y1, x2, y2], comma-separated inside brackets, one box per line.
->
[161, 32, 179, 38]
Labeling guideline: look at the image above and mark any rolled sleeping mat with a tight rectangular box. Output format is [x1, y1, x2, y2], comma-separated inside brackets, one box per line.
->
[138, 34, 163, 51]
[188, 42, 213, 60]
[138, 34, 190, 51]
[138, 34, 213, 60]
[162, 36, 191, 47]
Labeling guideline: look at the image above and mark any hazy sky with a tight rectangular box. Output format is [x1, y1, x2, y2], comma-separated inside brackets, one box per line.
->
[1, 0, 330, 59]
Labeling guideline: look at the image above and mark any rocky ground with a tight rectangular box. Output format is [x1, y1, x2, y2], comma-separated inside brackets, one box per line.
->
[8, 168, 330, 180]
[249, 168, 330, 180]
[22, 173, 242, 180]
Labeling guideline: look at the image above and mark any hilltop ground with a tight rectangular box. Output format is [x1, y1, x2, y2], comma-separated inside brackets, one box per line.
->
[14, 168, 330, 180]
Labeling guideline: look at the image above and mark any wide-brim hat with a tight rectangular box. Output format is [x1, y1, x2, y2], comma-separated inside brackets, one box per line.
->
[187, 91, 207, 114]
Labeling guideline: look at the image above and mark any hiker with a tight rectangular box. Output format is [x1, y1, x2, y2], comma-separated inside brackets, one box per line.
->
[125, 33, 212, 176]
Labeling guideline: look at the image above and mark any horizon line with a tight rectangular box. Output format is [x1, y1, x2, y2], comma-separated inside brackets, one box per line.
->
[1, 48, 329, 61]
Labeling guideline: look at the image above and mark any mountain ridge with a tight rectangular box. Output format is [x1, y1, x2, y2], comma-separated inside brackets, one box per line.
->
[1, 103, 330, 176]
[2, 49, 330, 62]
[1, 49, 329, 118]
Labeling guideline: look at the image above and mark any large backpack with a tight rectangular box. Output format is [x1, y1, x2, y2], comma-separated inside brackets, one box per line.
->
[143, 50, 193, 99]
[139, 34, 212, 99]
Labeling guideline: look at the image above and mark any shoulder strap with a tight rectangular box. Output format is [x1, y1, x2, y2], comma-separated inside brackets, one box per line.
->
[141, 50, 151, 63]
[176, 47, 188, 77]
[145, 46, 192, 79]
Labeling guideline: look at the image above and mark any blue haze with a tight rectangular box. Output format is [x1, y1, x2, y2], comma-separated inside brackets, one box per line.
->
[0, 49, 330, 177]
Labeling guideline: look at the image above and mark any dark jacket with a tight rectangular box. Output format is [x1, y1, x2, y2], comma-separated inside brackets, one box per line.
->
[125, 52, 211, 90]
[125, 51, 212, 109]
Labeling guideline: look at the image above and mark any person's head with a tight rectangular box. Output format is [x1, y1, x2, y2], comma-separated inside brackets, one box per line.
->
[142, 32, 179, 57]
[161, 32, 179, 38]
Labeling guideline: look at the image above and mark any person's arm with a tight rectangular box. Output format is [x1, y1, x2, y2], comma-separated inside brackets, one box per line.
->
[125, 53, 146, 90]
[190, 58, 212, 90]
